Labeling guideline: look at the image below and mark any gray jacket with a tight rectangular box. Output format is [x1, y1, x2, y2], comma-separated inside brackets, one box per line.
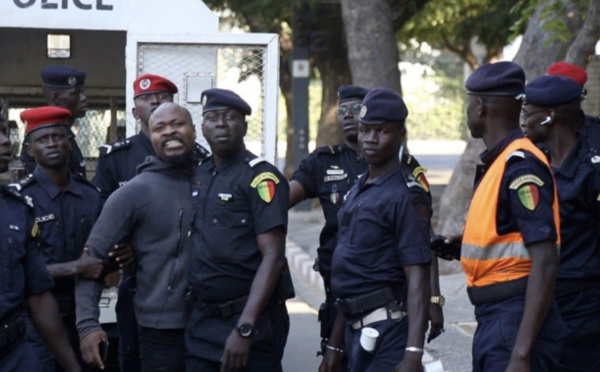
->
[76, 156, 194, 338]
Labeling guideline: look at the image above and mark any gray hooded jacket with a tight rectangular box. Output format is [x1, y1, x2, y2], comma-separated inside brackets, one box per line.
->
[76, 156, 194, 338]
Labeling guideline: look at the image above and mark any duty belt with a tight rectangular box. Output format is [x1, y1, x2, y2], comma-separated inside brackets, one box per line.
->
[350, 307, 406, 330]
[198, 296, 248, 319]
[0, 317, 25, 356]
[467, 277, 528, 305]
[336, 287, 398, 318]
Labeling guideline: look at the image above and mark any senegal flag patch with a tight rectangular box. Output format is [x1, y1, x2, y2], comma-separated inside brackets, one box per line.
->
[251, 172, 280, 203]
[517, 184, 539, 211]
[412, 166, 430, 193]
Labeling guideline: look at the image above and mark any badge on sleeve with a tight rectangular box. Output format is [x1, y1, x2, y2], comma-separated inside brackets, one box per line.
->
[250, 172, 280, 203]
[412, 166, 430, 193]
[517, 184, 539, 211]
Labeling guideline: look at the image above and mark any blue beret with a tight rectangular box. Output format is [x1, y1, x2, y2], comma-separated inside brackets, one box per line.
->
[41, 65, 86, 89]
[338, 85, 368, 103]
[201, 88, 252, 116]
[358, 88, 408, 125]
[524, 75, 582, 107]
[465, 61, 525, 97]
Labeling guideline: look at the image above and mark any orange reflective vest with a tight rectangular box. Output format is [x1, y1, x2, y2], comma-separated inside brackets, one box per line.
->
[461, 138, 560, 287]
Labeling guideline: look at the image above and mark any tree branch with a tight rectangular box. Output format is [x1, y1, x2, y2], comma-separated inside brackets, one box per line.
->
[565, 0, 600, 66]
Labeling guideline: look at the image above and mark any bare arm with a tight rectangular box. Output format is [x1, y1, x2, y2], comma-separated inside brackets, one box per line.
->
[507, 240, 558, 371]
[289, 180, 308, 209]
[395, 264, 430, 372]
[27, 291, 81, 372]
[319, 312, 346, 372]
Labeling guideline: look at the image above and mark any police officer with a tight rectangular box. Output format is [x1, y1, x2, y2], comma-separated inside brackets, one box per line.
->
[459, 62, 565, 372]
[322, 88, 432, 372]
[20, 66, 88, 176]
[186, 88, 291, 371]
[91, 73, 208, 372]
[76, 103, 198, 372]
[290, 86, 443, 362]
[521, 75, 600, 371]
[14, 106, 110, 371]
[0, 112, 81, 372]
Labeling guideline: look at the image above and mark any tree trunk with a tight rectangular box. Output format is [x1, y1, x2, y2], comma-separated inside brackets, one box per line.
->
[436, 0, 588, 274]
[340, 0, 401, 92]
[565, 0, 600, 66]
[313, 4, 352, 147]
[513, 0, 584, 80]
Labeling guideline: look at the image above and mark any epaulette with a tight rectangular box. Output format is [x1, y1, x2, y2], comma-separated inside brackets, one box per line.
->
[194, 143, 211, 160]
[8, 173, 35, 191]
[99, 138, 132, 156]
[506, 151, 526, 163]
[73, 172, 102, 193]
[315, 145, 339, 156]
[0, 185, 34, 208]
[248, 157, 268, 168]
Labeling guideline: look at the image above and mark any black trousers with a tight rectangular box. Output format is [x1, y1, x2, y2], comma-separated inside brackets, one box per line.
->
[138, 326, 186, 372]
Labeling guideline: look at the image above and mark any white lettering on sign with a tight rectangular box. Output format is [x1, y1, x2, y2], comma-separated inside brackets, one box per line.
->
[13, 0, 113, 10]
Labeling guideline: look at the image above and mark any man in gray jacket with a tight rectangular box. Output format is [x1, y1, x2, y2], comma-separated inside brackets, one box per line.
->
[75, 103, 198, 371]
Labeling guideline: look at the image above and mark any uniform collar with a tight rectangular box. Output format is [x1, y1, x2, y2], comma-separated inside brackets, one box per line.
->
[208, 147, 249, 172]
[33, 167, 83, 199]
[359, 165, 403, 189]
[480, 129, 524, 166]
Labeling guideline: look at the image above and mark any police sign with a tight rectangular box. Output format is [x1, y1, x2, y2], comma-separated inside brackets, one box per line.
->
[13, 0, 113, 11]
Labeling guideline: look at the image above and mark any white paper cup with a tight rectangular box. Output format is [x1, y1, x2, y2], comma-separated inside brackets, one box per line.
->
[424, 360, 444, 372]
[359, 327, 379, 352]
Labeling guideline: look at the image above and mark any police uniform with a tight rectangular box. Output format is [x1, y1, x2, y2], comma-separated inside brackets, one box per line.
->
[330, 88, 432, 372]
[462, 62, 566, 372]
[21, 66, 87, 177]
[0, 186, 54, 371]
[524, 75, 600, 371]
[186, 89, 291, 371]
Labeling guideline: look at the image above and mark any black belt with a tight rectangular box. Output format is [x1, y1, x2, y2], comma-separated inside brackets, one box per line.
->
[555, 278, 599, 297]
[467, 277, 528, 305]
[0, 317, 25, 355]
[336, 287, 398, 318]
[197, 296, 248, 319]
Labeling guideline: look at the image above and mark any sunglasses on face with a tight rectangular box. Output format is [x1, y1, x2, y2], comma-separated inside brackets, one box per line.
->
[337, 103, 362, 116]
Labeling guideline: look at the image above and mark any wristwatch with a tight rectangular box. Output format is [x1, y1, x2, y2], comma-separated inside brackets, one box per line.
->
[430, 295, 446, 307]
[236, 322, 254, 338]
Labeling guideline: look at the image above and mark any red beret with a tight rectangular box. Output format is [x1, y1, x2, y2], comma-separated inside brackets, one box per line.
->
[20, 106, 71, 135]
[547, 62, 587, 86]
[133, 74, 178, 98]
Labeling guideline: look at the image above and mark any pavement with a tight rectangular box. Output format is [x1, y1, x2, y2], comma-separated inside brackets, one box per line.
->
[284, 148, 476, 372]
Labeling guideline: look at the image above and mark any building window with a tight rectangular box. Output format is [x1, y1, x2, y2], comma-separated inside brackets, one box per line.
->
[47, 34, 71, 59]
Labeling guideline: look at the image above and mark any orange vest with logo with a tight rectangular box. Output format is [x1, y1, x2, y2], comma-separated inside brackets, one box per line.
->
[461, 137, 560, 287]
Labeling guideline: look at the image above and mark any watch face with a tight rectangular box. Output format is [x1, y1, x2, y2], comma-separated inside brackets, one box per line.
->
[237, 323, 253, 338]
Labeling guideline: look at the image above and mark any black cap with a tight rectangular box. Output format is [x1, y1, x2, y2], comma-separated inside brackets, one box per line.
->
[358, 88, 408, 125]
[338, 85, 368, 103]
[41, 65, 86, 89]
[201, 88, 252, 116]
[465, 61, 525, 97]
[524, 75, 582, 107]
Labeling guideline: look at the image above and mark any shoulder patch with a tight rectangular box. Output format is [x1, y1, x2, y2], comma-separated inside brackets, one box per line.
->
[194, 143, 210, 160]
[506, 151, 525, 163]
[411, 166, 430, 193]
[516, 184, 540, 211]
[100, 139, 131, 155]
[509, 174, 545, 190]
[315, 145, 338, 156]
[0, 185, 34, 208]
[8, 173, 35, 191]
[250, 172, 280, 203]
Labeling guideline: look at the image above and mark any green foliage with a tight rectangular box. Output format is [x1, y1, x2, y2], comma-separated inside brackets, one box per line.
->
[202, 0, 292, 29]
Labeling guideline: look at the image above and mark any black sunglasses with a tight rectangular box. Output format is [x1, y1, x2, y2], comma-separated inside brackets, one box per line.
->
[338, 103, 362, 116]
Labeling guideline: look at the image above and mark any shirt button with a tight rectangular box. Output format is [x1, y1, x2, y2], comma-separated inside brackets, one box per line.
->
[241, 219, 246, 224]
[213, 218, 218, 224]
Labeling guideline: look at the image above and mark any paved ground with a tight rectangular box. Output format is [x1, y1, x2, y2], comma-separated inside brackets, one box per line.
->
[284, 159, 476, 372]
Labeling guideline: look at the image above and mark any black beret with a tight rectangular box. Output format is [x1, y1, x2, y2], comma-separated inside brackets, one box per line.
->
[524, 75, 582, 107]
[358, 88, 408, 125]
[41, 65, 86, 89]
[465, 61, 525, 97]
[201, 88, 252, 116]
[338, 85, 368, 103]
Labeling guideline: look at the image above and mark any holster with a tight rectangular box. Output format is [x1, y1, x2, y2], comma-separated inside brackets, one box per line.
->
[336, 287, 398, 318]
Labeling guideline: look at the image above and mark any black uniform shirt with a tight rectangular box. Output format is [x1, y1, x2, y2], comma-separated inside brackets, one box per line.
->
[21, 130, 86, 177]
[331, 166, 432, 301]
[0, 186, 54, 322]
[189, 149, 289, 303]
[15, 168, 103, 296]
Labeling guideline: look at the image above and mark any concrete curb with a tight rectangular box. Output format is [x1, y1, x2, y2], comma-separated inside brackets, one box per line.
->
[286, 239, 325, 298]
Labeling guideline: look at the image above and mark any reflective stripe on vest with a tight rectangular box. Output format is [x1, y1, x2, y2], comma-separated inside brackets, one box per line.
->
[461, 137, 560, 287]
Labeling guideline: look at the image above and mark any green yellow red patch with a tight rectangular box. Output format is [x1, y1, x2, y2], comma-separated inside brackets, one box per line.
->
[517, 184, 539, 211]
[412, 166, 430, 193]
[251, 172, 280, 203]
